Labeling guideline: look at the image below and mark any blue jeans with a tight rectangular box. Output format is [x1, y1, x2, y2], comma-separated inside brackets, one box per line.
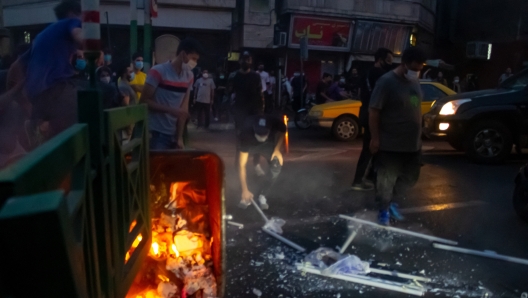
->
[149, 131, 177, 150]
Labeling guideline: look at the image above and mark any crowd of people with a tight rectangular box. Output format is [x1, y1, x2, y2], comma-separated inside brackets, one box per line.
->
[0, 0, 523, 226]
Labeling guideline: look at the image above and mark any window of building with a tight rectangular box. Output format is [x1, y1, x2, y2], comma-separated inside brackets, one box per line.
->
[249, 0, 269, 13]
[24, 31, 31, 44]
[352, 21, 412, 55]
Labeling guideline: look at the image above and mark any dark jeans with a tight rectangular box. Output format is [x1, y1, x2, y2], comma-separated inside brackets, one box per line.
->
[31, 80, 78, 139]
[149, 131, 177, 150]
[352, 126, 374, 184]
[195, 102, 211, 128]
[375, 150, 421, 211]
[249, 143, 282, 197]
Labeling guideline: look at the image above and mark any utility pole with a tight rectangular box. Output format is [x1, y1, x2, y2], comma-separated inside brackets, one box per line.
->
[144, 0, 152, 71]
[130, 0, 138, 60]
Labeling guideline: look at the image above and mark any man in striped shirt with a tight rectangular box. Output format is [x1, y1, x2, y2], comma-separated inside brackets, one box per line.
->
[141, 38, 204, 150]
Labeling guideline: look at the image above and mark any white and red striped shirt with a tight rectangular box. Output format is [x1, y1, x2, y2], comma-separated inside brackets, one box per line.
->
[146, 61, 194, 135]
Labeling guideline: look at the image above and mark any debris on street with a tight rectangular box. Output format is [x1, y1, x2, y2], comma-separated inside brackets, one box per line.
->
[339, 214, 458, 245]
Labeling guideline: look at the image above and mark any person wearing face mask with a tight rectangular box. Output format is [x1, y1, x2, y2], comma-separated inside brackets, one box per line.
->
[229, 51, 264, 129]
[435, 71, 447, 86]
[130, 52, 147, 99]
[118, 65, 138, 106]
[237, 115, 286, 209]
[369, 47, 426, 226]
[140, 38, 204, 150]
[452, 76, 462, 93]
[351, 48, 394, 192]
[94, 66, 119, 109]
[193, 69, 216, 129]
[327, 75, 348, 101]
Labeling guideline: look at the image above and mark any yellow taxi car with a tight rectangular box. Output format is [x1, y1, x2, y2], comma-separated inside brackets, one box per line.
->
[307, 81, 456, 141]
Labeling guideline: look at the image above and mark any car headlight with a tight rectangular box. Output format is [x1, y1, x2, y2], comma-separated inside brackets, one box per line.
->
[439, 99, 471, 115]
[309, 110, 323, 117]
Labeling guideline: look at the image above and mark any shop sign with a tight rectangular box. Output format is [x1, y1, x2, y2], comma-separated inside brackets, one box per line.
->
[289, 16, 353, 52]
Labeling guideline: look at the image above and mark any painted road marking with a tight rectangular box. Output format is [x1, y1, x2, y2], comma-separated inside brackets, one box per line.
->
[400, 200, 488, 214]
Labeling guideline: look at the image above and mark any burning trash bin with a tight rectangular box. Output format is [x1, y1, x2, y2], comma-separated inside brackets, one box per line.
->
[126, 151, 225, 298]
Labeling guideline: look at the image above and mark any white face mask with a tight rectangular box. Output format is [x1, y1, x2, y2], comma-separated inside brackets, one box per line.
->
[454, 79, 460, 83]
[186, 59, 197, 70]
[100, 77, 111, 84]
[405, 68, 420, 81]
[202, 73, 209, 79]
[255, 134, 269, 143]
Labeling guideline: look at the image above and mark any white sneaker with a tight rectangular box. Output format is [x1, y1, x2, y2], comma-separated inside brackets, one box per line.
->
[255, 164, 266, 177]
[258, 195, 269, 210]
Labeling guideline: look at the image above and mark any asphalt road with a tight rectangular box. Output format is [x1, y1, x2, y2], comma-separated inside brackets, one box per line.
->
[188, 125, 528, 298]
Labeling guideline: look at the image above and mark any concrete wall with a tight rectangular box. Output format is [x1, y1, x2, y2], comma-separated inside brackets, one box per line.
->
[241, 0, 275, 48]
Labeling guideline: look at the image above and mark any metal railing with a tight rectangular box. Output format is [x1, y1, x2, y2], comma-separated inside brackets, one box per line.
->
[0, 89, 150, 298]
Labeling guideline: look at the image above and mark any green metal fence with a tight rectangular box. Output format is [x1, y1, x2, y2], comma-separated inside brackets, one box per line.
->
[0, 89, 150, 298]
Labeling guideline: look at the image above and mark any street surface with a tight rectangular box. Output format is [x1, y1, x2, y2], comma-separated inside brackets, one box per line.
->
[188, 125, 528, 298]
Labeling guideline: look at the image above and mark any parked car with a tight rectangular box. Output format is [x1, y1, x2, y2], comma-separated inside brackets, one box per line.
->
[308, 81, 456, 141]
[423, 69, 528, 163]
[514, 164, 528, 222]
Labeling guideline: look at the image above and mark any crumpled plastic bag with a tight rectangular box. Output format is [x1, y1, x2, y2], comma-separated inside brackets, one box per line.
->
[304, 247, 369, 276]
[263, 217, 286, 234]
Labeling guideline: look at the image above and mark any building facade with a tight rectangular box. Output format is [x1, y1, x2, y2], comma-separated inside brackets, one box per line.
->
[2, 0, 236, 72]
[435, 0, 528, 89]
[233, 0, 436, 92]
[1, 0, 437, 84]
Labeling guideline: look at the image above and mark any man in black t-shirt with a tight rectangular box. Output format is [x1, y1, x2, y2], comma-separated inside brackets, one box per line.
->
[238, 115, 286, 210]
[315, 73, 333, 104]
[230, 52, 263, 128]
[351, 48, 394, 191]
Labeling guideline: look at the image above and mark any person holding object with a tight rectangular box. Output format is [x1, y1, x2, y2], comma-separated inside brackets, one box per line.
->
[193, 69, 216, 129]
[141, 38, 204, 150]
[369, 47, 426, 226]
[238, 115, 286, 210]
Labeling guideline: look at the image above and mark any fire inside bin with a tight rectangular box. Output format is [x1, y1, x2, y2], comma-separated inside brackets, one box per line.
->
[126, 152, 225, 298]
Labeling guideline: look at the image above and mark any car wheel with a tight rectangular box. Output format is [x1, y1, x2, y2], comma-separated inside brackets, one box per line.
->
[513, 183, 528, 223]
[332, 116, 359, 142]
[465, 120, 513, 164]
[447, 136, 464, 151]
[294, 110, 311, 129]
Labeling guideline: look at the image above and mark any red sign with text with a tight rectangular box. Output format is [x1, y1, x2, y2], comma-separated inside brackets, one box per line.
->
[290, 16, 352, 51]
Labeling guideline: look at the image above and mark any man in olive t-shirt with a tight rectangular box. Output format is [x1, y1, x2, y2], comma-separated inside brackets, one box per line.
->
[369, 47, 426, 226]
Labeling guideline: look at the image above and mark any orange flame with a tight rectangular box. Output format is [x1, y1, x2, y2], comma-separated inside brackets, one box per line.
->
[129, 220, 137, 232]
[125, 234, 143, 262]
[151, 242, 159, 256]
[171, 244, 179, 257]
[283, 115, 289, 154]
